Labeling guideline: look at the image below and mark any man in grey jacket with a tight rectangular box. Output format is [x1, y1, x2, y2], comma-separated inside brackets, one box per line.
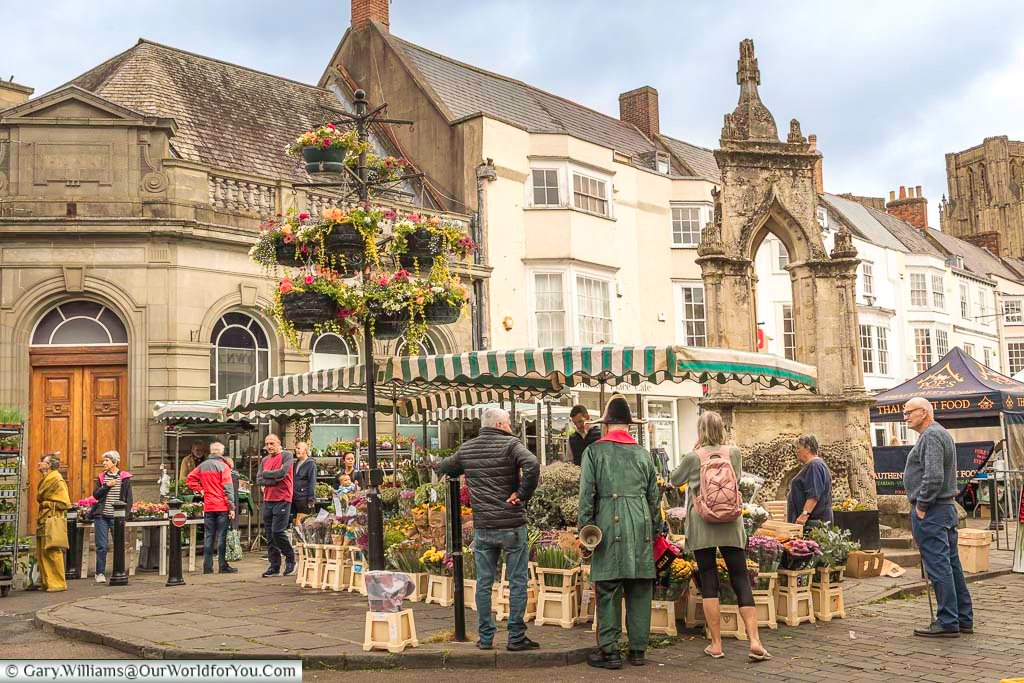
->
[440, 407, 540, 652]
[903, 397, 973, 637]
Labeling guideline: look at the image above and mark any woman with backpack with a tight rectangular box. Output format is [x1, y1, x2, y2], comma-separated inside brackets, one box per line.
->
[669, 411, 770, 661]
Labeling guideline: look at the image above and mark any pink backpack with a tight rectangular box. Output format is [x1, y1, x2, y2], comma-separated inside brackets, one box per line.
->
[693, 446, 742, 524]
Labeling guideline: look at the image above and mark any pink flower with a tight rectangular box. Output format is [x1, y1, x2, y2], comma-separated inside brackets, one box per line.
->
[300, 244, 309, 254]
[408, 213, 421, 222]
[298, 212, 310, 220]
[322, 139, 330, 148]
[393, 269, 411, 282]
[327, 123, 336, 130]
[378, 277, 390, 286]
[279, 278, 293, 294]
[282, 234, 293, 244]
[304, 275, 314, 285]
[338, 309, 353, 319]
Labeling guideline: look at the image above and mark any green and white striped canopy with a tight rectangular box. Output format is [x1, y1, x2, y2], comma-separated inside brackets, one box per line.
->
[380, 345, 817, 392]
[152, 400, 239, 424]
[224, 345, 815, 421]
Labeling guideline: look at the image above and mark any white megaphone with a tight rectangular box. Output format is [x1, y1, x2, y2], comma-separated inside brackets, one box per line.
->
[579, 525, 603, 558]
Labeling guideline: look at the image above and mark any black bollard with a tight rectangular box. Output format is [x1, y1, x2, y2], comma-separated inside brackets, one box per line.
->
[447, 477, 467, 642]
[109, 500, 128, 586]
[65, 509, 80, 580]
[166, 499, 186, 587]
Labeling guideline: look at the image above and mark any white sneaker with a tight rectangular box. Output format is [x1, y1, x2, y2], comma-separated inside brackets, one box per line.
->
[95, 574, 106, 584]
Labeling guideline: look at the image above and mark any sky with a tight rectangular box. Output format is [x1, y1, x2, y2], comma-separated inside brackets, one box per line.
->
[4, 0, 1023, 227]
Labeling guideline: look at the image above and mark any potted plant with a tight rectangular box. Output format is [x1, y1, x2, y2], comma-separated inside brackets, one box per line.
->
[0, 436, 19, 454]
[386, 213, 475, 273]
[361, 269, 417, 341]
[533, 536, 581, 589]
[346, 153, 409, 188]
[270, 269, 360, 348]
[287, 124, 363, 174]
[320, 205, 387, 272]
[421, 545, 454, 606]
[181, 502, 204, 518]
[807, 523, 859, 584]
[0, 408, 24, 430]
[422, 277, 467, 325]
[832, 498, 881, 551]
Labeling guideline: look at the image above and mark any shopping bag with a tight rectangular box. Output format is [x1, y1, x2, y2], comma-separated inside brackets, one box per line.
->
[44, 515, 69, 550]
[225, 529, 243, 562]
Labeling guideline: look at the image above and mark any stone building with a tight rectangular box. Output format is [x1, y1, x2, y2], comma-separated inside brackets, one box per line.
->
[940, 136, 1024, 258]
[325, 0, 724, 462]
[0, 41, 478, 528]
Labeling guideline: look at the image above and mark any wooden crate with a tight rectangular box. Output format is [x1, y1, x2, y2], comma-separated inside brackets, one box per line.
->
[708, 604, 747, 640]
[650, 600, 678, 636]
[811, 585, 845, 621]
[958, 539, 991, 573]
[765, 500, 788, 520]
[426, 574, 454, 607]
[959, 528, 993, 542]
[845, 551, 884, 578]
[363, 609, 418, 653]
[753, 572, 778, 629]
[465, 579, 477, 611]
[812, 566, 845, 592]
[756, 520, 803, 539]
[776, 570, 815, 627]
[404, 572, 428, 602]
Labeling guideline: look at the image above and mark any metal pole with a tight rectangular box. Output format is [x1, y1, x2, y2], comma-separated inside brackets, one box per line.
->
[166, 499, 186, 587]
[109, 500, 128, 586]
[447, 477, 467, 642]
[64, 509, 80, 580]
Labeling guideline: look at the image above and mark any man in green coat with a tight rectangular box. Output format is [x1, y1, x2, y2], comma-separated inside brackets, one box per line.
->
[578, 394, 660, 669]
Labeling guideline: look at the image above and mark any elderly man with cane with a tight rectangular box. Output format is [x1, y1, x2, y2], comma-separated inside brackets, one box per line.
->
[903, 396, 974, 637]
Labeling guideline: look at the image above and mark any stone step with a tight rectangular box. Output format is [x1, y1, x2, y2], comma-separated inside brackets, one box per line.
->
[880, 536, 915, 550]
[881, 548, 922, 568]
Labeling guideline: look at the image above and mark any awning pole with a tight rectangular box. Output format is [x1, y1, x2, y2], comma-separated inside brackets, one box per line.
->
[537, 401, 545, 465]
[599, 381, 607, 410]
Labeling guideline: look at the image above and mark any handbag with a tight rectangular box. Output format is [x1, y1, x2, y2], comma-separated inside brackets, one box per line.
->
[43, 509, 69, 550]
[225, 529, 243, 562]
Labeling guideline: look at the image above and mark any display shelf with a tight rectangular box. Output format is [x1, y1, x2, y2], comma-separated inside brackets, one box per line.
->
[0, 422, 24, 598]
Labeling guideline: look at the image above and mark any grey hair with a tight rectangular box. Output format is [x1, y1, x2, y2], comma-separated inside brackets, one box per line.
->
[481, 407, 510, 428]
[796, 434, 819, 455]
[102, 450, 121, 465]
[43, 453, 61, 469]
[209, 442, 225, 454]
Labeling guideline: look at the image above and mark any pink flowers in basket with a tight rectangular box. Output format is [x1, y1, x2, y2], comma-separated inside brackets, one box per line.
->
[780, 538, 823, 570]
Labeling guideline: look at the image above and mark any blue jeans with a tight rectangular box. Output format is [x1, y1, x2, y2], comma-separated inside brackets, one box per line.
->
[911, 503, 974, 630]
[473, 526, 529, 644]
[203, 511, 230, 571]
[94, 516, 114, 575]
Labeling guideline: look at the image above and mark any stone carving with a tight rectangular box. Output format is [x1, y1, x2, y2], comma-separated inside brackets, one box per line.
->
[787, 119, 806, 144]
[138, 137, 169, 194]
[720, 39, 778, 143]
[830, 227, 857, 259]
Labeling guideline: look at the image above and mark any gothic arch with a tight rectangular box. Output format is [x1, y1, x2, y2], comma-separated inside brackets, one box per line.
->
[738, 188, 828, 264]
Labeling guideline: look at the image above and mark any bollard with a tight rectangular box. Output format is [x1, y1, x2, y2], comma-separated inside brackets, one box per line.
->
[987, 478, 1003, 530]
[109, 500, 128, 586]
[447, 477, 466, 642]
[166, 499, 186, 587]
[65, 509, 80, 580]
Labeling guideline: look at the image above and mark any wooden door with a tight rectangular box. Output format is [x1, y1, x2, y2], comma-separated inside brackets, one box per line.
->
[27, 364, 127, 530]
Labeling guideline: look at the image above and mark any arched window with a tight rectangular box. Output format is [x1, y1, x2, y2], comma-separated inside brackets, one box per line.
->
[395, 335, 437, 358]
[210, 313, 269, 399]
[310, 333, 360, 372]
[32, 301, 128, 346]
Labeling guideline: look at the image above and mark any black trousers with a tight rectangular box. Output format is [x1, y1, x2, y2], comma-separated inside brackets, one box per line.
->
[262, 500, 295, 569]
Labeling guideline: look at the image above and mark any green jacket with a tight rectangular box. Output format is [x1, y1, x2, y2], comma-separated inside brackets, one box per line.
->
[577, 436, 660, 581]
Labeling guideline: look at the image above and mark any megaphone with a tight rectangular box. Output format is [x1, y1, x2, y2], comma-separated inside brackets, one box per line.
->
[579, 525, 603, 558]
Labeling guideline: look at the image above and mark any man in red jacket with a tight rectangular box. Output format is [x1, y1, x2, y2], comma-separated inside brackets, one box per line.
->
[257, 433, 295, 577]
[186, 441, 237, 574]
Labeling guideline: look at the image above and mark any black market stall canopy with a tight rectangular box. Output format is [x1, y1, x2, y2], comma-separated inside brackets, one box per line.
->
[871, 347, 1024, 427]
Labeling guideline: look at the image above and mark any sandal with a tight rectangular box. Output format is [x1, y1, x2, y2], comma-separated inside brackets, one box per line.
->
[704, 645, 725, 659]
[748, 648, 773, 661]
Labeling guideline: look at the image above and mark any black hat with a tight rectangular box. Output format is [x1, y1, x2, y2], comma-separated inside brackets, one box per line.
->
[594, 393, 646, 425]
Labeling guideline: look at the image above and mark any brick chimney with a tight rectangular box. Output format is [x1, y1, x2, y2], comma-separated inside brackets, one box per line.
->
[352, 0, 389, 31]
[886, 184, 928, 231]
[618, 86, 659, 140]
[808, 134, 823, 194]
[0, 78, 33, 110]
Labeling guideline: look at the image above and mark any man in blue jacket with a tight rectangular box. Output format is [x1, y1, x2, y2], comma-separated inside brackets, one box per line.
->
[903, 397, 973, 637]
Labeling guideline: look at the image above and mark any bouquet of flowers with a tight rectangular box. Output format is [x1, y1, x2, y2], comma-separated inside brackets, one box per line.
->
[806, 523, 860, 568]
[301, 517, 334, 545]
[386, 539, 426, 574]
[746, 534, 784, 573]
[742, 503, 769, 537]
[131, 502, 168, 520]
[665, 507, 686, 536]
[833, 498, 875, 512]
[181, 502, 203, 518]
[419, 546, 452, 576]
[654, 556, 695, 601]
[73, 496, 98, 520]
[780, 537, 823, 570]
[738, 473, 765, 504]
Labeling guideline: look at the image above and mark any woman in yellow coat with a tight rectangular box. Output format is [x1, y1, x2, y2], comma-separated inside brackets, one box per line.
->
[35, 453, 71, 592]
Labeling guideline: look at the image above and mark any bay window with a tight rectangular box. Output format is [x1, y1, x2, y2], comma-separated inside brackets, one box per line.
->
[530, 268, 614, 346]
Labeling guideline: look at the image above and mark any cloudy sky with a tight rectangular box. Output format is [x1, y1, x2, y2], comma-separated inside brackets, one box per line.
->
[6, 0, 1023, 225]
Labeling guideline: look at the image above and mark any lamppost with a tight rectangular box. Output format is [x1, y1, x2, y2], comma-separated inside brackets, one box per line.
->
[295, 89, 420, 571]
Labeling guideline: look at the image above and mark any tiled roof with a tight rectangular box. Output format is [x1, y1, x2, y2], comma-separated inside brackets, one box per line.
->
[867, 208, 945, 258]
[64, 40, 346, 181]
[390, 35, 672, 162]
[821, 193, 907, 252]
[657, 135, 720, 182]
[927, 228, 1023, 282]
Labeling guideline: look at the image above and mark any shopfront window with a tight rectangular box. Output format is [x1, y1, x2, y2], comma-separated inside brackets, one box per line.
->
[646, 398, 678, 470]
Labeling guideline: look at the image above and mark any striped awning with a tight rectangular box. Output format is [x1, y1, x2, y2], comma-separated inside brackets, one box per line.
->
[152, 400, 236, 424]
[380, 346, 817, 392]
[225, 364, 563, 419]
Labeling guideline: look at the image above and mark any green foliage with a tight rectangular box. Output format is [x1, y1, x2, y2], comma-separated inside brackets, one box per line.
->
[315, 482, 333, 500]
[386, 539, 425, 573]
[806, 523, 860, 567]
[380, 486, 401, 509]
[526, 463, 581, 530]
[413, 482, 444, 507]
[0, 408, 24, 425]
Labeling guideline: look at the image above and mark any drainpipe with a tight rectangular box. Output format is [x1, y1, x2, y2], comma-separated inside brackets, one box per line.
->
[474, 159, 496, 351]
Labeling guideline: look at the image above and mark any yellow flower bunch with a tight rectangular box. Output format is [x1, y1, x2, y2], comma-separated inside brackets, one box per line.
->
[670, 558, 696, 582]
[419, 547, 444, 565]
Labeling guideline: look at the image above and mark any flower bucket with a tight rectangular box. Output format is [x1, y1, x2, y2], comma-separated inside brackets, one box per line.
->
[371, 310, 409, 340]
[301, 146, 345, 174]
[281, 290, 338, 331]
[398, 228, 438, 271]
[275, 242, 309, 268]
[323, 222, 368, 275]
[424, 301, 460, 325]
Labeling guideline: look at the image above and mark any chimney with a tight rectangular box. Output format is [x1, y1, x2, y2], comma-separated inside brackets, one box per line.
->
[886, 184, 929, 231]
[618, 86, 660, 139]
[0, 78, 33, 110]
[351, 0, 389, 31]
[808, 134, 823, 194]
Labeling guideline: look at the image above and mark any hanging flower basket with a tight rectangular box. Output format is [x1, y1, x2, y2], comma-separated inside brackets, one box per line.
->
[424, 301, 460, 325]
[301, 146, 346, 174]
[281, 290, 338, 331]
[323, 222, 368, 275]
[397, 228, 438, 271]
[372, 310, 410, 340]
[275, 242, 310, 268]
